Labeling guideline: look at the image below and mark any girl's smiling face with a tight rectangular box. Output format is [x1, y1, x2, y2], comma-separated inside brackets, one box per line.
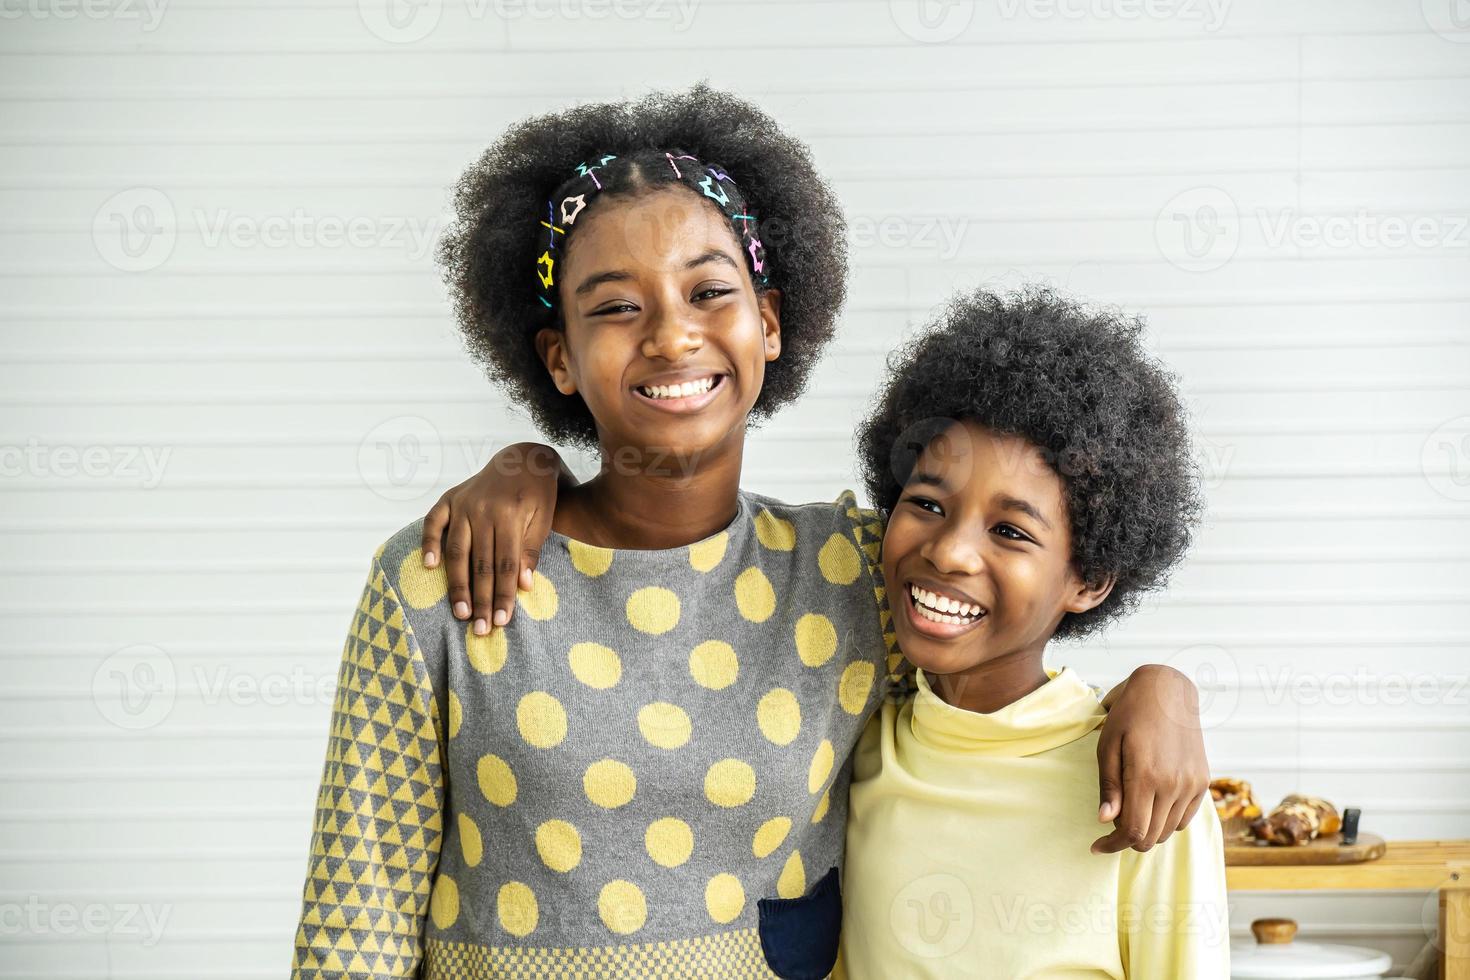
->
[882, 420, 1114, 682]
[535, 186, 781, 466]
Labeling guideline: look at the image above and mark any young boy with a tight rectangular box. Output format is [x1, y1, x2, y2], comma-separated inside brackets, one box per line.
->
[838, 287, 1229, 978]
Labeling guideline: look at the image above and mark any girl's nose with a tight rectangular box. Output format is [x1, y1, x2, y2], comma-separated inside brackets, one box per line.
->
[641, 305, 703, 361]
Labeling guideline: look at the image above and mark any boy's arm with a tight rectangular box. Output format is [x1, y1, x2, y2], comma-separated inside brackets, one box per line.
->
[420, 442, 572, 634]
[1116, 799, 1232, 978]
[290, 554, 447, 979]
[1093, 666, 1211, 854]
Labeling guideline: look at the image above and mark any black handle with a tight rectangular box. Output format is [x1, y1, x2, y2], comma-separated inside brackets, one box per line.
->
[1339, 807, 1361, 845]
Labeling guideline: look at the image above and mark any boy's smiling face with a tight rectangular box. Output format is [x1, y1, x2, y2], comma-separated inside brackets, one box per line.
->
[882, 419, 1114, 688]
[535, 186, 781, 466]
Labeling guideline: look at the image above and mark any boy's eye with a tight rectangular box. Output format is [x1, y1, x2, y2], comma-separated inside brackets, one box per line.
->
[902, 495, 942, 515]
[993, 524, 1030, 542]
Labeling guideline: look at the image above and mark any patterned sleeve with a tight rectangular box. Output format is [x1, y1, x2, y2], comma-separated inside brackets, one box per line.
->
[290, 554, 447, 978]
[835, 489, 915, 698]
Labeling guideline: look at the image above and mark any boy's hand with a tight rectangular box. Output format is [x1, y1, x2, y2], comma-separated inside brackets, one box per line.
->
[419, 442, 571, 635]
[1092, 664, 1210, 854]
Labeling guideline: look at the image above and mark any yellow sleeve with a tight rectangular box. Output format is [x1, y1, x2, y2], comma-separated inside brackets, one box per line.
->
[835, 490, 912, 693]
[290, 554, 447, 978]
[1117, 800, 1232, 979]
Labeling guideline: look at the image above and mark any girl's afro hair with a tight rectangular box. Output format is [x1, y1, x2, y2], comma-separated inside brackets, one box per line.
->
[856, 286, 1205, 640]
[436, 83, 848, 447]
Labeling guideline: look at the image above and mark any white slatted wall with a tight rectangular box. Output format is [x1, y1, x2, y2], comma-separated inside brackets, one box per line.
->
[2, 0, 1468, 975]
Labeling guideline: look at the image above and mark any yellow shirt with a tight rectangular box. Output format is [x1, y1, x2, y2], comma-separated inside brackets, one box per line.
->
[839, 667, 1230, 979]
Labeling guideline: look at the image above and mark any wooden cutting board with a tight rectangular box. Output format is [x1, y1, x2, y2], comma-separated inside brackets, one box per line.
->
[1224, 831, 1386, 865]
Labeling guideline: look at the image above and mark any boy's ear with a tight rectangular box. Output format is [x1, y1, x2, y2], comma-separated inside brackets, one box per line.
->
[759, 288, 782, 362]
[534, 327, 577, 396]
[1064, 571, 1116, 615]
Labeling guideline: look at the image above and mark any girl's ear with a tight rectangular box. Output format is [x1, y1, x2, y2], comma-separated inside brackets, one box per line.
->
[1064, 571, 1116, 616]
[534, 327, 577, 396]
[759, 288, 782, 363]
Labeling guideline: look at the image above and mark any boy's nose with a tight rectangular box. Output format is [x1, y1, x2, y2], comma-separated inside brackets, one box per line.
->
[920, 523, 987, 578]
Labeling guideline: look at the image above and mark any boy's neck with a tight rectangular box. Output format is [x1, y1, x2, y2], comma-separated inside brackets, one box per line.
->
[928, 646, 1051, 715]
[553, 434, 745, 550]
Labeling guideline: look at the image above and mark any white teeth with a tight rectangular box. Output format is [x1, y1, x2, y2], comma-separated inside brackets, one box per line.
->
[909, 584, 983, 624]
[639, 376, 716, 399]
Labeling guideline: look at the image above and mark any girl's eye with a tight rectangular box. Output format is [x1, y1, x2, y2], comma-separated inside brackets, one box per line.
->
[693, 286, 733, 302]
[993, 524, 1029, 542]
[592, 302, 638, 316]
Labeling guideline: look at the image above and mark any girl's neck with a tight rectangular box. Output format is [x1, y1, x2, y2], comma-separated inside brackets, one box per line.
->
[929, 646, 1050, 715]
[554, 433, 745, 550]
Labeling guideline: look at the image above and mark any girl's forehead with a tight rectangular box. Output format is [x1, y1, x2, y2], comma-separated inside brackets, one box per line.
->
[564, 189, 746, 277]
[915, 422, 1067, 503]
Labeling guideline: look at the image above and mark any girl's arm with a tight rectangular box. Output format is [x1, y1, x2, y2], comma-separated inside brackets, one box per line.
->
[1092, 666, 1211, 855]
[419, 442, 575, 635]
[292, 552, 447, 978]
[420, 446, 1214, 857]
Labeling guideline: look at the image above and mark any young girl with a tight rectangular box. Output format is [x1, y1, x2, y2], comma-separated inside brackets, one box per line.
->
[839, 287, 1228, 977]
[292, 85, 1209, 979]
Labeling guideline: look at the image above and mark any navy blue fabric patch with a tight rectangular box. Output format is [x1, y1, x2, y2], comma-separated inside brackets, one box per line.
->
[757, 865, 842, 980]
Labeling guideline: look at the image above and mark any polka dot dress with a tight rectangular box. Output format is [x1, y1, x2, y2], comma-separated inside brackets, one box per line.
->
[291, 490, 901, 979]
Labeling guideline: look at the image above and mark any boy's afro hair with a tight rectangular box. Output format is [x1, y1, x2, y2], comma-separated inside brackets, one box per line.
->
[856, 286, 1205, 640]
[436, 83, 848, 447]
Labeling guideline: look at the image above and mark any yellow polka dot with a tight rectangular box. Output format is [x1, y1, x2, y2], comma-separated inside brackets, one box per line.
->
[458, 813, 483, 867]
[808, 739, 834, 794]
[754, 509, 797, 551]
[839, 661, 876, 715]
[752, 817, 792, 858]
[477, 753, 517, 807]
[497, 881, 538, 937]
[429, 872, 459, 929]
[568, 539, 613, 577]
[518, 570, 559, 620]
[447, 690, 463, 739]
[516, 691, 567, 749]
[795, 613, 837, 668]
[626, 586, 681, 635]
[637, 702, 692, 750]
[818, 532, 862, 585]
[756, 689, 802, 746]
[645, 817, 694, 868]
[689, 640, 739, 690]
[705, 759, 756, 808]
[688, 531, 729, 573]
[569, 642, 622, 689]
[584, 759, 636, 809]
[598, 880, 647, 935]
[466, 625, 507, 674]
[705, 873, 745, 924]
[535, 819, 582, 873]
[397, 550, 448, 609]
[734, 567, 776, 623]
[812, 788, 831, 823]
[777, 850, 806, 899]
